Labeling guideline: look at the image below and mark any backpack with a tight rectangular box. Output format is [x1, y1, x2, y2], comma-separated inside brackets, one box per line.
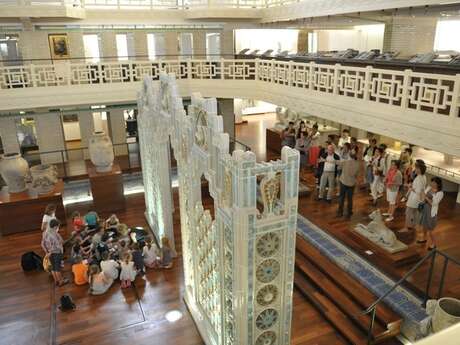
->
[59, 294, 76, 311]
[21, 251, 43, 271]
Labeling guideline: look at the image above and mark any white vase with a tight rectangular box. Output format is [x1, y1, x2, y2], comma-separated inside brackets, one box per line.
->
[432, 297, 460, 333]
[0, 153, 29, 193]
[89, 131, 114, 173]
[30, 164, 58, 195]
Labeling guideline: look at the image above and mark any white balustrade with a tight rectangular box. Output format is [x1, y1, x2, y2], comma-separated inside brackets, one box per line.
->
[3, 58, 457, 118]
[0, 0, 299, 8]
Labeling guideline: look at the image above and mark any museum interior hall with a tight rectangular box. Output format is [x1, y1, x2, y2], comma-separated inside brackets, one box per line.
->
[1, 1, 460, 345]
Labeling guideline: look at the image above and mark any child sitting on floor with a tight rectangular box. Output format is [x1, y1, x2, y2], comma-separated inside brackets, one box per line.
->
[71, 211, 85, 234]
[100, 251, 120, 280]
[88, 264, 113, 295]
[105, 214, 120, 231]
[71, 256, 88, 286]
[142, 238, 160, 268]
[119, 252, 136, 288]
[116, 240, 130, 260]
[159, 237, 173, 269]
[131, 243, 145, 276]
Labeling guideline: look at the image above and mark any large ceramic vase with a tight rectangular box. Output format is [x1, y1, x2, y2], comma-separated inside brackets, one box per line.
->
[30, 164, 58, 195]
[89, 131, 114, 173]
[432, 297, 460, 332]
[0, 153, 29, 193]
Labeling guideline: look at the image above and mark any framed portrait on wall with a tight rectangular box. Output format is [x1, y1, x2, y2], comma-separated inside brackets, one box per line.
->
[48, 34, 70, 59]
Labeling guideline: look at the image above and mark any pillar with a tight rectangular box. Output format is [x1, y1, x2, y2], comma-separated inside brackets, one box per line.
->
[234, 98, 244, 124]
[78, 111, 94, 159]
[109, 108, 128, 156]
[218, 98, 235, 139]
[193, 31, 206, 58]
[164, 32, 179, 59]
[35, 113, 66, 164]
[444, 154, 453, 165]
[0, 117, 20, 154]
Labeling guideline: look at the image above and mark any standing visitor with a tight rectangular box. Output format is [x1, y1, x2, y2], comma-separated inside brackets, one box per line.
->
[308, 124, 321, 167]
[338, 129, 351, 149]
[317, 144, 340, 203]
[363, 138, 378, 190]
[41, 204, 56, 232]
[336, 147, 360, 219]
[403, 160, 427, 233]
[400, 147, 414, 202]
[417, 177, 444, 248]
[383, 160, 403, 222]
[41, 219, 68, 287]
[370, 147, 386, 205]
[281, 121, 296, 148]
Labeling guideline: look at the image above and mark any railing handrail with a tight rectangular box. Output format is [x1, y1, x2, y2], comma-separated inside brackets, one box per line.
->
[363, 247, 460, 344]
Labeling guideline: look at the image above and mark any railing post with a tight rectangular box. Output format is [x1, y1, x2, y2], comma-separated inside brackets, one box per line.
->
[254, 58, 259, 81]
[288, 60, 293, 87]
[29, 63, 36, 88]
[61, 150, 67, 180]
[437, 256, 449, 299]
[220, 58, 225, 80]
[187, 59, 192, 81]
[401, 69, 412, 109]
[364, 66, 372, 101]
[367, 307, 376, 345]
[308, 61, 315, 91]
[423, 251, 437, 306]
[333, 63, 340, 95]
[449, 74, 460, 118]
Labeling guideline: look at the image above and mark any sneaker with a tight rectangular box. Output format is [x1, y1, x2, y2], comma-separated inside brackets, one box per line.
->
[377, 193, 383, 199]
[385, 216, 394, 222]
[381, 212, 390, 216]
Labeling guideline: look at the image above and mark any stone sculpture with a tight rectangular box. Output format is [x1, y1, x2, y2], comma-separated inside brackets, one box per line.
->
[89, 131, 114, 173]
[426, 297, 460, 333]
[354, 209, 408, 253]
[0, 153, 30, 193]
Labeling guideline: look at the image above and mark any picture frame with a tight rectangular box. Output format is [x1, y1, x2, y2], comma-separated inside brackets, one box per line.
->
[48, 34, 70, 60]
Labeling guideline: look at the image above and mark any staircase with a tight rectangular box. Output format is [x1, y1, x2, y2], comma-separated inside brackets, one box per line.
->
[294, 214, 430, 344]
[295, 236, 402, 344]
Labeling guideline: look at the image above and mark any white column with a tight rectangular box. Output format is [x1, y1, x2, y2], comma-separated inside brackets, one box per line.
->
[234, 98, 244, 124]
[78, 111, 94, 159]
[218, 98, 235, 139]
[109, 108, 127, 156]
[35, 113, 66, 164]
[0, 117, 20, 154]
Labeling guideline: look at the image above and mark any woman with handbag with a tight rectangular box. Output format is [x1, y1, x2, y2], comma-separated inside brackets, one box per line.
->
[403, 160, 427, 234]
[417, 177, 444, 248]
[41, 219, 69, 287]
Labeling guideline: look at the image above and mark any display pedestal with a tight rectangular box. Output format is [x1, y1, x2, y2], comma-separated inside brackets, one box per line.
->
[88, 163, 125, 213]
[266, 128, 283, 153]
[0, 180, 66, 235]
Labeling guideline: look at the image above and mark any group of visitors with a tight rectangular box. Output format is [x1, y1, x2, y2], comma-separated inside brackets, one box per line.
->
[40, 204, 174, 293]
[280, 122, 444, 249]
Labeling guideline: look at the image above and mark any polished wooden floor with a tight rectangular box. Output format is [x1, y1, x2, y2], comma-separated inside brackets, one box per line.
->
[0, 193, 346, 345]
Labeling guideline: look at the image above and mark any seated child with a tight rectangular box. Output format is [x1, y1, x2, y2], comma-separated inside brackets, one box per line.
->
[105, 214, 120, 231]
[116, 240, 130, 260]
[71, 256, 88, 286]
[71, 211, 85, 234]
[84, 211, 99, 230]
[142, 239, 160, 268]
[88, 265, 113, 295]
[119, 252, 136, 288]
[159, 237, 174, 269]
[100, 251, 120, 280]
[70, 243, 82, 264]
[131, 243, 145, 276]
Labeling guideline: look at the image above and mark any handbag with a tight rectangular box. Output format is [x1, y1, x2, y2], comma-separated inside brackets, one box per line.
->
[43, 254, 52, 273]
[417, 202, 425, 212]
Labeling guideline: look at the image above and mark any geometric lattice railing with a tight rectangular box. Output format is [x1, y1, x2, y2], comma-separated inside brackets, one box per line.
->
[1, 58, 459, 118]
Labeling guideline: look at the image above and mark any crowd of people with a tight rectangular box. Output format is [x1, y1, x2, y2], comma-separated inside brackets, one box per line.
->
[40, 204, 174, 293]
[281, 121, 444, 250]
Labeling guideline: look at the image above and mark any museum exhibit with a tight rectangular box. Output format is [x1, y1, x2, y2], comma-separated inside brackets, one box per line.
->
[0, 1, 459, 345]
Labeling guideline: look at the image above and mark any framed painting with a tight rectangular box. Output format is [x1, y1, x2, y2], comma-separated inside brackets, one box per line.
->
[48, 34, 70, 59]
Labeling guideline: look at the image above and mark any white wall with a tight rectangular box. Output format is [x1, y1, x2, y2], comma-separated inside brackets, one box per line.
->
[316, 24, 384, 51]
[235, 29, 299, 54]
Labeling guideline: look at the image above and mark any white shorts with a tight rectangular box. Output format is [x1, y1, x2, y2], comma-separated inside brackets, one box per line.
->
[386, 189, 398, 205]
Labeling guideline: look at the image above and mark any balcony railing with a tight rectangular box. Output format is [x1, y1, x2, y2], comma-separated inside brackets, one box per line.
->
[1, 58, 459, 119]
[1, 0, 300, 9]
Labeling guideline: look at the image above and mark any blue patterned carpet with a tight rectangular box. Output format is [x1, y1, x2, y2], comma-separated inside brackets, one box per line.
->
[296, 214, 430, 340]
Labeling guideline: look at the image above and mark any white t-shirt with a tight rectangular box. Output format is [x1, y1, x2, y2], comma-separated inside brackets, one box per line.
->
[143, 245, 159, 265]
[310, 131, 321, 147]
[324, 154, 336, 172]
[338, 136, 350, 148]
[407, 175, 427, 208]
[42, 213, 55, 231]
[101, 259, 120, 280]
